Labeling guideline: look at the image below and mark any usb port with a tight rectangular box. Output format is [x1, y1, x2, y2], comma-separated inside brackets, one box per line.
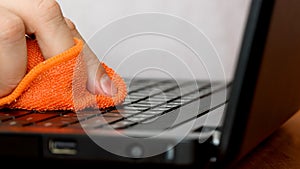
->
[49, 140, 77, 155]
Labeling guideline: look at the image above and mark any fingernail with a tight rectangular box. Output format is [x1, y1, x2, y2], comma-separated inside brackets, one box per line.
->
[100, 74, 118, 96]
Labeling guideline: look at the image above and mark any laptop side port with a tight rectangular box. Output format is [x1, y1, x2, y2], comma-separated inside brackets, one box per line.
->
[48, 139, 78, 155]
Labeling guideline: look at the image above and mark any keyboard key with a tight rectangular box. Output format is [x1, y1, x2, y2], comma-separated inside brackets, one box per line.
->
[69, 115, 123, 129]
[124, 106, 148, 111]
[0, 115, 14, 122]
[126, 117, 146, 123]
[0, 109, 32, 122]
[140, 110, 163, 115]
[161, 103, 179, 108]
[0, 112, 59, 126]
[133, 114, 155, 119]
[127, 103, 151, 107]
[4, 120, 29, 126]
[149, 107, 171, 112]
[103, 112, 132, 118]
[111, 108, 141, 114]
[108, 120, 137, 129]
[35, 113, 79, 127]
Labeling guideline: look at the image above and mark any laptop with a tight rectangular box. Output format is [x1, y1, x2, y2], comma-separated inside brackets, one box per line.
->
[1, 0, 300, 168]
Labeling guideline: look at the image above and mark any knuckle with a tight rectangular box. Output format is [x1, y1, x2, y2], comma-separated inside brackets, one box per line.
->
[36, 0, 62, 23]
[65, 18, 76, 31]
[0, 16, 24, 42]
[37, 0, 60, 12]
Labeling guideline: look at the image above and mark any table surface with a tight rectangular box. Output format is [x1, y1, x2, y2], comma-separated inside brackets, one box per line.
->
[234, 110, 300, 169]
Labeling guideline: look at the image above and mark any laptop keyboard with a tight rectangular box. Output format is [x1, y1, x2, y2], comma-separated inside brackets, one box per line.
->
[0, 79, 228, 130]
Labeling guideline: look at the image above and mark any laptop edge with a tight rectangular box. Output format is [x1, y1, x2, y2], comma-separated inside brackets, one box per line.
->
[218, 0, 300, 168]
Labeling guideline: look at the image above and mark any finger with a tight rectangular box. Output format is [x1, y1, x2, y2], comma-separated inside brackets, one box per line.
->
[65, 18, 117, 96]
[0, 0, 74, 59]
[0, 6, 27, 97]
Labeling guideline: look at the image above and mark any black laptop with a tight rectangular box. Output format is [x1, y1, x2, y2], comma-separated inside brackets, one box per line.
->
[1, 0, 300, 168]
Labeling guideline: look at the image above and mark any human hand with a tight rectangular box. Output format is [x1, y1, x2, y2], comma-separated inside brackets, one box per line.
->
[0, 0, 117, 98]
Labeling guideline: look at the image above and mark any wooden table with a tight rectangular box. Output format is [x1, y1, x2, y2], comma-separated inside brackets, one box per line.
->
[234, 110, 300, 169]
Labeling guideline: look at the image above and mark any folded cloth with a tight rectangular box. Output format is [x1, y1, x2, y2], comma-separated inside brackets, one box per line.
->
[0, 38, 127, 111]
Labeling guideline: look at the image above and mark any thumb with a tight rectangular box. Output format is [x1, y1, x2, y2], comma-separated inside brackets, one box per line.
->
[65, 18, 118, 96]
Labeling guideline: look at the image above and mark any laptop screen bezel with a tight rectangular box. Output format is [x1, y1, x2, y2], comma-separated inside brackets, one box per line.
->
[216, 0, 275, 167]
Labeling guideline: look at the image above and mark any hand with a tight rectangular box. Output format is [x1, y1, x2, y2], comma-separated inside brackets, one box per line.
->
[0, 0, 117, 98]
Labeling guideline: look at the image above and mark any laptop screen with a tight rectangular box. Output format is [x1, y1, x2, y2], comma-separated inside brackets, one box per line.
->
[58, 0, 252, 82]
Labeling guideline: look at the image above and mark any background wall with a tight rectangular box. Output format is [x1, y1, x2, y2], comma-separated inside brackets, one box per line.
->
[57, 0, 251, 81]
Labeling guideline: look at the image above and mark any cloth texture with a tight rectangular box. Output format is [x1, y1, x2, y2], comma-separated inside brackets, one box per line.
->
[0, 38, 127, 111]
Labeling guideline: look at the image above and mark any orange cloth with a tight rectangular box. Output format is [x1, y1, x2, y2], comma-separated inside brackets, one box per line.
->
[0, 38, 127, 111]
